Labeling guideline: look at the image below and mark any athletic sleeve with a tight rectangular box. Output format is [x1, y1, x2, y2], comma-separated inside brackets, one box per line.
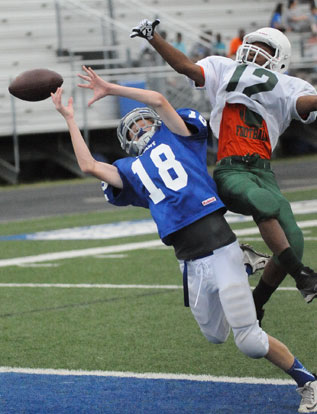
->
[187, 56, 219, 90]
[101, 159, 149, 209]
[175, 108, 208, 140]
[291, 82, 317, 124]
[191, 56, 232, 108]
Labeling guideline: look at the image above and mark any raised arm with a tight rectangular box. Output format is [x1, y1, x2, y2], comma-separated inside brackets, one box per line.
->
[51, 87, 123, 188]
[78, 66, 191, 136]
[130, 19, 205, 86]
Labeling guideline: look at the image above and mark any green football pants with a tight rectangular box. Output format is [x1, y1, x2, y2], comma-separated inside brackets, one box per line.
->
[213, 161, 304, 260]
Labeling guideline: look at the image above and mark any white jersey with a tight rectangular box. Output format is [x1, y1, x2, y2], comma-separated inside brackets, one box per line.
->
[195, 56, 317, 152]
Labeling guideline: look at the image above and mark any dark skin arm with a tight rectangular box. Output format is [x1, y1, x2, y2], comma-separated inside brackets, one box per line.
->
[148, 30, 317, 118]
[296, 95, 317, 119]
[149, 32, 205, 86]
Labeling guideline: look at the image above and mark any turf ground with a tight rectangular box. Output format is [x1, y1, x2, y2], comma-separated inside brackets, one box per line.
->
[0, 185, 316, 413]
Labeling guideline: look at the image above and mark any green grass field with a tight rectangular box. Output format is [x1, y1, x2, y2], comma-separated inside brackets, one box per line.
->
[0, 186, 316, 381]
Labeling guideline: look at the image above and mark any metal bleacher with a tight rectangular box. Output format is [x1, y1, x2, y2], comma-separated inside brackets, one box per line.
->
[0, 0, 313, 183]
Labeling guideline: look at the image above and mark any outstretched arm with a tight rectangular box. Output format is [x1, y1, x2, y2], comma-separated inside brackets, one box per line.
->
[130, 19, 205, 86]
[51, 87, 123, 188]
[150, 32, 204, 85]
[78, 66, 191, 136]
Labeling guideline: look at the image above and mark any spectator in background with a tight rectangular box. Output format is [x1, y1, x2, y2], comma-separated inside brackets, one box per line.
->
[159, 30, 168, 41]
[172, 32, 187, 55]
[270, 3, 286, 32]
[284, 0, 311, 32]
[309, 3, 317, 34]
[228, 28, 245, 59]
[189, 30, 213, 62]
[303, 3, 317, 59]
[137, 29, 169, 66]
[136, 40, 156, 66]
[213, 33, 227, 56]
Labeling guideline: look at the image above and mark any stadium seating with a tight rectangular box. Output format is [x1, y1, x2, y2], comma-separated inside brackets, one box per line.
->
[0, 0, 313, 182]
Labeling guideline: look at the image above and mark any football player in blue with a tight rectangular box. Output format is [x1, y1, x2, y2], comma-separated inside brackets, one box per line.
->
[51, 66, 317, 413]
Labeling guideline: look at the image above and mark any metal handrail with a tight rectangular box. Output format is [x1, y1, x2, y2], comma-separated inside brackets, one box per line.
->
[55, 0, 212, 51]
[127, 0, 212, 46]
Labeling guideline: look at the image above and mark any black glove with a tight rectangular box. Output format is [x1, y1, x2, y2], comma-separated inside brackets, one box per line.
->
[130, 19, 160, 40]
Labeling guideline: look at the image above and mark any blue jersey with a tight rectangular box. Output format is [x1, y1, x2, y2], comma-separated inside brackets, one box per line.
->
[102, 108, 225, 243]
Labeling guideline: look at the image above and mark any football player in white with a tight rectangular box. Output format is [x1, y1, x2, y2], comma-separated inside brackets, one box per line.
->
[51, 66, 317, 414]
[130, 21, 317, 326]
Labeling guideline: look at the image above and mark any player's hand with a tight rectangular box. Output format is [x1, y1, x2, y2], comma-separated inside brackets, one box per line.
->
[130, 19, 160, 40]
[77, 66, 110, 106]
[51, 87, 74, 120]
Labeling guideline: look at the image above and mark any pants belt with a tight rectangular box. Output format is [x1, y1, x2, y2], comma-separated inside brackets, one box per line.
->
[216, 155, 271, 169]
[189, 251, 214, 261]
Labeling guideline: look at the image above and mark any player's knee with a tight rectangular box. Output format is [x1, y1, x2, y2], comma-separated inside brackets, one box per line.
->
[246, 188, 280, 223]
[233, 322, 269, 359]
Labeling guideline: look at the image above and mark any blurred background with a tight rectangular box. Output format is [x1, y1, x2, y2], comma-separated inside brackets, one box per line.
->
[1, 0, 317, 185]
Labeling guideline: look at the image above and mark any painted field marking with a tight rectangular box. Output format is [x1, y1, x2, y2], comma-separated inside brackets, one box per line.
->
[1, 218, 317, 268]
[0, 283, 182, 289]
[0, 283, 297, 291]
[0, 366, 295, 385]
[0, 239, 163, 268]
[17, 263, 60, 268]
[1, 199, 317, 242]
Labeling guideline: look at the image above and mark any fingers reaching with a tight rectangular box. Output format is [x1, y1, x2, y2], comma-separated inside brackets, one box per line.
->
[82, 65, 96, 76]
[51, 86, 62, 103]
[77, 74, 91, 81]
[78, 67, 94, 89]
[51, 87, 74, 119]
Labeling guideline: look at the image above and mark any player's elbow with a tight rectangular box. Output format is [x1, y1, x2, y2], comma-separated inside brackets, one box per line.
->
[175, 61, 204, 86]
[79, 164, 92, 175]
[296, 95, 317, 118]
[151, 92, 168, 108]
[79, 159, 95, 175]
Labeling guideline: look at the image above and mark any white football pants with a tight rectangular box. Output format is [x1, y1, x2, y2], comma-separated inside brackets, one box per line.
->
[179, 240, 269, 359]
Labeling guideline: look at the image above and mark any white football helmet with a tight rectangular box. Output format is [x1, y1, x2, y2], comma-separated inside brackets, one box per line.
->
[236, 27, 291, 73]
[117, 107, 161, 156]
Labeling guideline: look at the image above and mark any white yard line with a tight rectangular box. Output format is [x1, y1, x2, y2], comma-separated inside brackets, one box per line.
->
[0, 283, 298, 291]
[2, 200, 317, 242]
[0, 366, 295, 385]
[1, 219, 317, 268]
[234, 219, 317, 236]
[0, 283, 298, 292]
[0, 283, 183, 289]
[0, 205, 313, 387]
[0, 216, 316, 268]
[0, 239, 163, 267]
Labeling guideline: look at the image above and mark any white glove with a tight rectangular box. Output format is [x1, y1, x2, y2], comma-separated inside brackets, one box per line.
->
[130, 19, 160, 40]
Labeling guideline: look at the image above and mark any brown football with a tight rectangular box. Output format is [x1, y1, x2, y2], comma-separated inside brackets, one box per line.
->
[8, 68, 64, 101]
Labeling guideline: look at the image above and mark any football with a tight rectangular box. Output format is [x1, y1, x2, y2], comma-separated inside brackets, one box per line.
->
[8, 68, 64, 101]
